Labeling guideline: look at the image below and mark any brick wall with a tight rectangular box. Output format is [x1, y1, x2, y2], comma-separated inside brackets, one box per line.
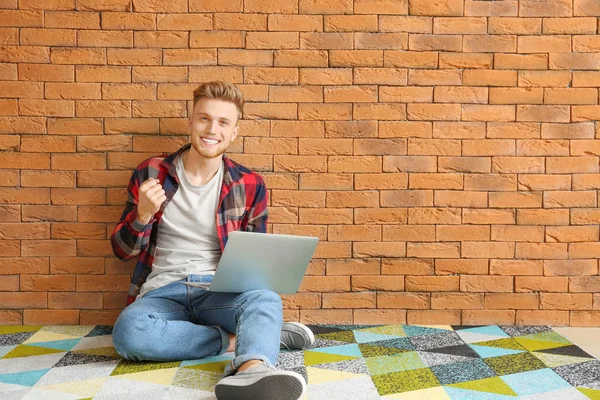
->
[1, 0, 600, 327]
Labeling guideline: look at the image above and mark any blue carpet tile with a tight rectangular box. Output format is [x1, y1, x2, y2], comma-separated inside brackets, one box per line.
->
[0, 324, 598, 399]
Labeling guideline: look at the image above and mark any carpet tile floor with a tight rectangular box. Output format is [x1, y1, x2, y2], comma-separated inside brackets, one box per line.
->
[0, 324, 599, 399]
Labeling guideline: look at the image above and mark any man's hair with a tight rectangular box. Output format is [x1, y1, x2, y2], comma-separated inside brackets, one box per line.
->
[192, 81, 244, 122]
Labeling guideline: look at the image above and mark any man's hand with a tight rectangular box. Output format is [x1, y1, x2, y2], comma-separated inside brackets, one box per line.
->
[136, 178, 166, 225]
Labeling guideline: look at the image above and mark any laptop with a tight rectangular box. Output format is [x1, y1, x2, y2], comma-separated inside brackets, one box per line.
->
[184, 231, 319, 294]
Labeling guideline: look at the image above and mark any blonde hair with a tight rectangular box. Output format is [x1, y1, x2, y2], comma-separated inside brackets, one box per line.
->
[192, 81, 244, 122]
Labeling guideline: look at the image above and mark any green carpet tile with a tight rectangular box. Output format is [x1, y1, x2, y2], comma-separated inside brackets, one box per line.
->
[0, 324, 599, 399]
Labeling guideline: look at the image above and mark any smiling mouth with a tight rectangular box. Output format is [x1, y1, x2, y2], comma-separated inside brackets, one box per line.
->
[201, 137, 220, 145]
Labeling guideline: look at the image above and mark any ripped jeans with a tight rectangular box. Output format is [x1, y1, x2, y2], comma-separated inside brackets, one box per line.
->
[111, 274, 283, 377]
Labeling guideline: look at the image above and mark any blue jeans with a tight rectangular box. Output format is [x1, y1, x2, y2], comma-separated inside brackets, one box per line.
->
[111, 274, 283, 377]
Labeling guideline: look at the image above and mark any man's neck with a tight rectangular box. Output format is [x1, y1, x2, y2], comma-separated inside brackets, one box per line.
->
[182, 148, 222, 186]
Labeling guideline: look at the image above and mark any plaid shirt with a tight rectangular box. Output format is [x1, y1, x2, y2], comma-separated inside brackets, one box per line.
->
[110, 143, 268, 306]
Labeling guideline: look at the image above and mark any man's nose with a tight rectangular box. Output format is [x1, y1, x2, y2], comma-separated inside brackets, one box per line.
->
[206, 121, 219, 134]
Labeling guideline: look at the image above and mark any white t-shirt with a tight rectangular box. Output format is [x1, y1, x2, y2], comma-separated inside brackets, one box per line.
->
[137, 152, 224, 299]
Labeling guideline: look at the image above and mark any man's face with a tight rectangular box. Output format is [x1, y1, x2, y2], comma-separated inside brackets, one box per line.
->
[188, 97, 240, 159]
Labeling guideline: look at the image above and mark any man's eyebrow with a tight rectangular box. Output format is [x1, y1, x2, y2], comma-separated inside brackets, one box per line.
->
[195, 112, 232, 122]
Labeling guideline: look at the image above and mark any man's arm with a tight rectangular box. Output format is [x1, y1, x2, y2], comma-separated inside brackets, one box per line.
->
[110, 168, 154, 260]
[244, 174, 268, 233]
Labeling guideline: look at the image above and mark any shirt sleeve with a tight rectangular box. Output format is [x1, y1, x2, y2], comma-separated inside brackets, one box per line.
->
[110, 167, 154, 260]
[244, 174, 268, 233]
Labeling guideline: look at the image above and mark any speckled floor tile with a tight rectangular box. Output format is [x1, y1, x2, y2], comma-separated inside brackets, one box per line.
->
[0, 324, 597, 399]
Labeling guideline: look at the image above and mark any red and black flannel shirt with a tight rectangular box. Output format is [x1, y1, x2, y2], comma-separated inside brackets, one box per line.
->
[110, 143, 268, 306]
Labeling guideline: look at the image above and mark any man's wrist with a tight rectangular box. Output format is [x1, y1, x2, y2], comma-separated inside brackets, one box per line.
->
[136, 212, 152, 225]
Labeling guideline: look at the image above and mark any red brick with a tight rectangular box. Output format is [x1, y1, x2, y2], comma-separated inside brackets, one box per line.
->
[49, 292, 103, 309]
[464, 35, 516, 52]
[46, 83, 101, 100]
[188, 0, 241, 11]
[544, 17, 597, 34]
[463, 70, 517, 86]
[431, 293, 484, 309]
[570, 276, 600, 292]
[519, 0, 572, 17]
[485, 293, 539, 309]
[379, 16, 432, 33]
[570, 311, 600, 326]
[352, 275, 405, 291]
[299, 173, 353, 190]
[380, 189, 434, 207]
[355, 0, 408, 14]
[462, 310, 515, 325]
[329, 50, 383, 67]
[407, 242, 460, 258]
[517, 209, 569, 225]
[490, 88, 543, 105]
[324, 85, 377, 103]
[21, 274, 75, 291]
[385, 51, 438, 68]
[439, 53, 492, 69]
[102, 11, 155, 30]
[299, 276, 350, 292]
[19, 99, 74, 117]
[409, 70, 461, 86]
[0, 9, 43, 26]
[0, 46, 48, 63]
[544, 260, 598, 276]
[409, 0, 463, 16]
[407, 104, 461, 121]
[541, 293, 592, 310]
[407, 310, 461, 325]
[323, 293, 376, 309]
[354, 310, 406, 325]
[0, 206, 21, 223]
[516, 277, 569, 293]
[436, 259, 488, 275]
[517, 105, 570, 123]
[19, 64, 75, 82]
[518, 35, 572, 53]
[327, 259, 380, 275]
[434, 17, 487, 34]
[19, 0, 75, 10]
[409, 34, 462, 51]
[0, 292, 46, 309]
[299, 0, 352, 14]
[300, 310, 352, 324]
[378, 292, 430, 309]
[464, 1, 518, 17]
[77, 0, 131, 11]
[516, 310, 569, 326]
[460, 275, 514, 292]
[24, 310, 80, 325]
[45, 11, 100, 29]
[214, 13, 267, 31]
[355, 33, 409, 50]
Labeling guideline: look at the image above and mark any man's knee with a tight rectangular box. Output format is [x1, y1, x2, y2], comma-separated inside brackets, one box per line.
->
[112, 309, 149, 360]
[249, 290, 282, 311]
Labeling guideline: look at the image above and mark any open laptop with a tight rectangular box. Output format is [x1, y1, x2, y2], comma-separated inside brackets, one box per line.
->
[184, 231, 319, 294]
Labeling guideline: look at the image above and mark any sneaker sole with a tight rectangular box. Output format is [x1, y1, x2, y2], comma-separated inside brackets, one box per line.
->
[281, 322, 315, 348]
[215, 373, 305, 400]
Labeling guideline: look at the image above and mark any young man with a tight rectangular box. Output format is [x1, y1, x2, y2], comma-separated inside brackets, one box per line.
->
[110, 81, 312, 400]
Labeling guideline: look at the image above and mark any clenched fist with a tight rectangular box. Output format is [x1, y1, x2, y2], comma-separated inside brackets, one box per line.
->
[136, 178, 166, 225]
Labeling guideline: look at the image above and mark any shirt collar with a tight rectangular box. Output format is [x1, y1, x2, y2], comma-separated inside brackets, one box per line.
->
[159, 143, 244, 187]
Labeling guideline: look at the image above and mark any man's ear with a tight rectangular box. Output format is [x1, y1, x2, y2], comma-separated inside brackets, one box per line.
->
[231, 124, 240, 142]
[187, 116, 192, 129]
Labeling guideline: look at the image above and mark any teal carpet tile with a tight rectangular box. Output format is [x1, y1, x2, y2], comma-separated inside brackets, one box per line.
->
[0, 324, 599, 399]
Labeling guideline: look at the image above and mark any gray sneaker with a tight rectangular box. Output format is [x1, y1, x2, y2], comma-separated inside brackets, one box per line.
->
[215, 363, 306, 400]
[280, 322, 315, 350]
